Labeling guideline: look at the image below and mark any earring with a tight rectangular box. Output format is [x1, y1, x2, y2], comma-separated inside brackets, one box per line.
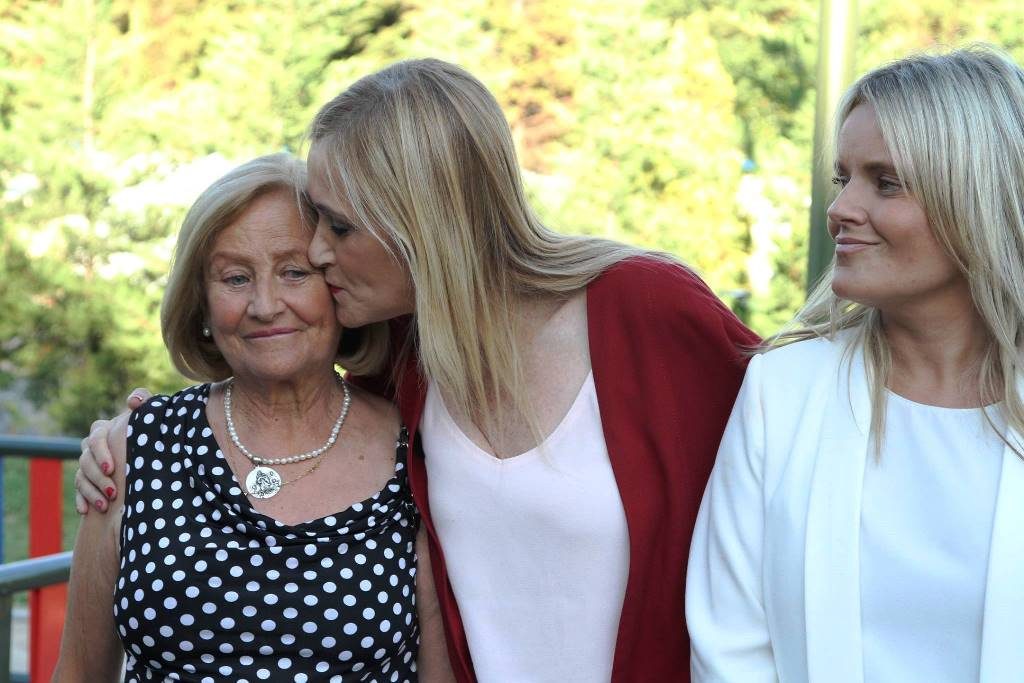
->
[202, 325, 211, 338]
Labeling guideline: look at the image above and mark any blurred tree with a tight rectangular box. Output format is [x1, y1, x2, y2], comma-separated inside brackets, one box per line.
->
[0, 0, 405, 433]
[2, 0, 1022, 433]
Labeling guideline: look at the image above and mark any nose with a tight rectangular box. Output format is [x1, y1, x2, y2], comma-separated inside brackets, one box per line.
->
[247, 278, 285, 322]
[308, 223, 334, 269]
[826, 181, 868, 239]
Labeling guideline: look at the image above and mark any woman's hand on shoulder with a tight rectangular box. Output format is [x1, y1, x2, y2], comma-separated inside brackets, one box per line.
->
[74, 387, 152, 515]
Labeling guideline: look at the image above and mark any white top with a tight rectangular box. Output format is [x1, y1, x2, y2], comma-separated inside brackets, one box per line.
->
[860, 393, 1006, 682]
[420, 371, 630, 683]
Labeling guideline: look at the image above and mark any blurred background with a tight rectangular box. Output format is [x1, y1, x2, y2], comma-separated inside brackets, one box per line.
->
[1, 0, 1022, 564]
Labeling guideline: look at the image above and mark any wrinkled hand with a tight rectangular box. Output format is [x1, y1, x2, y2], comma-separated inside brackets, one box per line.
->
[74, 388, 152, 514]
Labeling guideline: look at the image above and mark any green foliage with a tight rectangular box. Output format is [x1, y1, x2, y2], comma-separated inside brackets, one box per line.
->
[2, 0, 1022, 435]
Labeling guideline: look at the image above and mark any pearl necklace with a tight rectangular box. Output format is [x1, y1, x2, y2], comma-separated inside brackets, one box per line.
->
[224, 372, 350, 465]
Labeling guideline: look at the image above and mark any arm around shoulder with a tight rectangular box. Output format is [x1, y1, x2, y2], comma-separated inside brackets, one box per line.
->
[54, 412, 130, 682]
[686, 353, 778, 682]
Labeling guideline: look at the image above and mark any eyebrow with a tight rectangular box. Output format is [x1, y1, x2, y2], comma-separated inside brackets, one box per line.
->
[836, 160, 898, 175]
[208, 248, 310, 266]
[309, 200, 351, 223]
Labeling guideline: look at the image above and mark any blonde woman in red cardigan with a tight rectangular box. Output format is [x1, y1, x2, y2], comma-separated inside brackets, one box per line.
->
[76, 59, 757, 682]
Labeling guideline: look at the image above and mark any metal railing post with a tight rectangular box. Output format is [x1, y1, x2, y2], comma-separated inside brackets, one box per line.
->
[0, 552, 73, 683]
[0, 592, 10, 683]
[807, 0, 859, 292]
[29, 459, 65, 681]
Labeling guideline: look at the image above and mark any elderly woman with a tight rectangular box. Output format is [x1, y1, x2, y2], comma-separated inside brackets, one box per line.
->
[55, 154, 450, 681]
[686, 46, 1024, 682]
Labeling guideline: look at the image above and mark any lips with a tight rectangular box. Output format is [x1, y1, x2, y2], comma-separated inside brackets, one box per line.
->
[834, 236, 878, 255]
[245, 328, 296, 339]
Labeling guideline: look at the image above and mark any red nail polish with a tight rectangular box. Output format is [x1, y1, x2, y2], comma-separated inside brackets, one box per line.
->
[101, 462, 111, 474]
[94, 499, 104, 510]
[105, 487, 116, 500]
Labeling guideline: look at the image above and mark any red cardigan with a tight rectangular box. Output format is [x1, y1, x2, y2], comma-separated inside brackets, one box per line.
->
[351, 257, 758, 682]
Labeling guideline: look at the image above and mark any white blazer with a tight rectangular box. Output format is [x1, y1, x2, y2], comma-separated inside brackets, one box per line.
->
[686, 333, 1024, 683]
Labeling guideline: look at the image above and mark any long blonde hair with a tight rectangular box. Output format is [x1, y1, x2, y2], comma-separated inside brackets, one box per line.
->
[770, 45, 1024, 451]
[309, 58, 654, 432]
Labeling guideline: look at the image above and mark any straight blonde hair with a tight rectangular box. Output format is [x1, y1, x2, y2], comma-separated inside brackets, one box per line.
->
[769, 45, 1024, 454]
[309, 58, 661, 435]
[163, 153, 386, 381]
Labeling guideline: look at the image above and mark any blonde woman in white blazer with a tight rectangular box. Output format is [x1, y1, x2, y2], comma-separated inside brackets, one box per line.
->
[687, 46, 1024, 683]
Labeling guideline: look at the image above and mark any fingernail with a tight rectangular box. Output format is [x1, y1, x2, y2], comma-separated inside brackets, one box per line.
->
[101, 462, 111, 474]
[105, 487, 116, 500]
[94, 499, 105, 511]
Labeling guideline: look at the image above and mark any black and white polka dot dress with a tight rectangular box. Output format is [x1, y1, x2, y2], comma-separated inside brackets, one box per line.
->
[113, 385, 420, 682]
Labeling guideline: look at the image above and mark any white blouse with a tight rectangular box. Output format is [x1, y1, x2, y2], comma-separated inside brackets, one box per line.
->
[419, 372, 629, 683]
[860, 393, 1006, 682]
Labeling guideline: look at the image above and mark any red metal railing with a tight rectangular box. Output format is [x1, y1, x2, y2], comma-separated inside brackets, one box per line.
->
[29, 458, 66, 680]
[0, 435, 79, 682]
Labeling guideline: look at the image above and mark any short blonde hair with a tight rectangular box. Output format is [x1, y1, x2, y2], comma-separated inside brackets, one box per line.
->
[163, 153, 385, 380]
[772, 45, 1024, 452]
[309, 59, 653, 433]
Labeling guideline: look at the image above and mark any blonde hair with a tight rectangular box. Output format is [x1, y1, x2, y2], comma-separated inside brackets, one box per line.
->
[770, 45, 1024, 452]
[163, 152, 385, 381]
[309, 58, 656, 433]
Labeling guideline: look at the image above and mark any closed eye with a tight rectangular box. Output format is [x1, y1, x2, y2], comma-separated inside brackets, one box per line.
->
[329, 220, 354, 236]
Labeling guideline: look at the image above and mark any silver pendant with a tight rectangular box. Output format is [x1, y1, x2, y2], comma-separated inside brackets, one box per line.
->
[245, 466, 282, 499]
